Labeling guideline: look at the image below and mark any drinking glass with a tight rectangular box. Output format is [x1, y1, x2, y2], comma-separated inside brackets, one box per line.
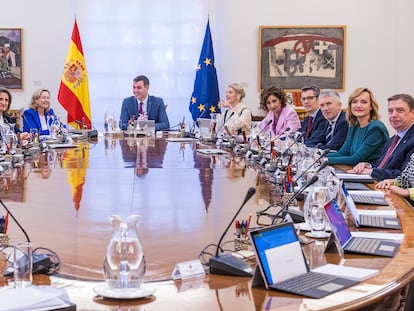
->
[105, 111, 116, 132]
[13, 242, 33, 288]
[308, 202, 328, 238]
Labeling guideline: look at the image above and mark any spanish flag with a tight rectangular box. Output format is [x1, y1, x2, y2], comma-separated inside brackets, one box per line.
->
[58, 19, 92, 129]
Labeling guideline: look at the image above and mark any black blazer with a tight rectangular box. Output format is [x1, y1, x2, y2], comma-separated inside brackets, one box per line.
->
[300, 110, 328, 147]
[320, 111, 348, 151]
[371, 124, 414, 181]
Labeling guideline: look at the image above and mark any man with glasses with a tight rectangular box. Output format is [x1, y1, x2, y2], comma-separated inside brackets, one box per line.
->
[299, 85, 328, 147]
[348, 93, 414, 180]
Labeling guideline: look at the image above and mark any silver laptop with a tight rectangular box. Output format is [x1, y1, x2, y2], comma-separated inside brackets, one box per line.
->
[249, 222, 357, 298]
[324, 200, 400, 257]
[341, 183, 401, 230]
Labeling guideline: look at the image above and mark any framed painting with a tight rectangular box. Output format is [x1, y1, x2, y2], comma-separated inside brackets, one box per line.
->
[0, 28, 22, 90]
[259, 25, 346, 91]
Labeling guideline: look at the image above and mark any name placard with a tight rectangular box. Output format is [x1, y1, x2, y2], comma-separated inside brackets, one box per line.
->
[171, 259, 205, 280]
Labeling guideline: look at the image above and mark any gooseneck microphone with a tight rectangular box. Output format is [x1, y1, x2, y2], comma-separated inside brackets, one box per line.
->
[209, 187, 256, 277]
[215, 111, 235, 135]
[0, 198, 30, 242]
[293, 149, 330, 184]
[271, 175, 319, 224]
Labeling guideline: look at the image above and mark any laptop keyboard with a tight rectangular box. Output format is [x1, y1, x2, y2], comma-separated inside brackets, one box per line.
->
[347, 237, 380, 253]
[275, 272, 337, 293]
[359, 215, 385, 227]
[351, 194, 386, 205]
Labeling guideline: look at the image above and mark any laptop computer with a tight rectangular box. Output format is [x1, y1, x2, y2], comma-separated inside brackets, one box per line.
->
[324, 200, 400, 257]
[341, 183, 401, 230]
[249, 222, 358, 298]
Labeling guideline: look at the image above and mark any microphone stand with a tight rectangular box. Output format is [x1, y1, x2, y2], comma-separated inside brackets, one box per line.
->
[0, 198, 30, 242]
[209, 187, 256, 277]
[271, 175, 319, 224]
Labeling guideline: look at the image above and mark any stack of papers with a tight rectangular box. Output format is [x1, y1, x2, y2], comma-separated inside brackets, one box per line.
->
[0, 286, 75, 311]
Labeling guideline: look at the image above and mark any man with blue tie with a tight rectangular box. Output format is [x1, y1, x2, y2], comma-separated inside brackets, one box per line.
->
[119, 75, 170, 131]
[299, 85, 328, 147]
[348, 94, 414, 181]
[318, 90, 348, 151]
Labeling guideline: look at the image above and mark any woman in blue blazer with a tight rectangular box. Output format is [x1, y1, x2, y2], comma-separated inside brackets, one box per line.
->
[23, 89, 60, 135]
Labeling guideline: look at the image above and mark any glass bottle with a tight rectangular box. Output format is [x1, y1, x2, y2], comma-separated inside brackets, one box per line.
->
[104, 214, 146, 289]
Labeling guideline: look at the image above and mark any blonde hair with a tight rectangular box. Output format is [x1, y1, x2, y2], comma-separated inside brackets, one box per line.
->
[346, 87, 380, 126]
[228, 83, 245, 102]
[29, 89, 51, 111]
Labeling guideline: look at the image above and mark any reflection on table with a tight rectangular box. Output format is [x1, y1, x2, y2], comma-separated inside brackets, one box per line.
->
[2, 134, 414, 310]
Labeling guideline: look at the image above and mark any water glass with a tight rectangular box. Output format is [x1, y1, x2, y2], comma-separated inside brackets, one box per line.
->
[309, 203, 327, 238]
[13, 242, 32, 288]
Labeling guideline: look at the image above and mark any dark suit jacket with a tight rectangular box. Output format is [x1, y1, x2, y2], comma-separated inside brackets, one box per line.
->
[320, 111, 348, 151]
[371, 124, 414, 181]
[300, 110, 328, 147]
[119, 95, 170, 131]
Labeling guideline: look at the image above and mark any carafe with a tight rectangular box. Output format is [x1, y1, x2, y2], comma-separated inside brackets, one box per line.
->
[103, 214, 146, 288]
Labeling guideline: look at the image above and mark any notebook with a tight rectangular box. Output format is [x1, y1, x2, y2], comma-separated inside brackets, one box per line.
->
[324, 200, 400, 257]
[341, 183, 401, 230]
[249, 222, 358, 298]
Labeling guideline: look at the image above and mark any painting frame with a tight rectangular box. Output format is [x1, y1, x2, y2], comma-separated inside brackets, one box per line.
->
[0, 28, 23, 90]
[259, 25, 346, 91]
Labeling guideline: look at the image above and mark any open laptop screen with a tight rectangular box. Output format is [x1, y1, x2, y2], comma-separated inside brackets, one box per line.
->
[324, 200, 352, 247]
[250, 223, 306, 286]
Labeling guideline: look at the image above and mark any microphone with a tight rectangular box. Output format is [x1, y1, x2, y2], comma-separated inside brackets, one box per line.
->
[272, 175, 319, 224]
[293, 148, 330, 184]
[216, 111, 235, 135]
[209, 187, 256, 277]
[73, 119, 98, 140]
[0, 198, 30, 242]
[0, 198, 55, 276]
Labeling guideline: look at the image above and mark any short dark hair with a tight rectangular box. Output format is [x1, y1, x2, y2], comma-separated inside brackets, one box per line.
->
[387, 94, 414, 110]
[301, 84, 320, 97]
[133, 75, 150, 87]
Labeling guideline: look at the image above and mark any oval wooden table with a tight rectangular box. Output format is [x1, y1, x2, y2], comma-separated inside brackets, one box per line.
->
[4, 135, 414, 310]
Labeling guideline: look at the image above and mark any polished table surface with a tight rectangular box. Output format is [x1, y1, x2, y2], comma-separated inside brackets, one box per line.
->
[4, 134, 414, 310]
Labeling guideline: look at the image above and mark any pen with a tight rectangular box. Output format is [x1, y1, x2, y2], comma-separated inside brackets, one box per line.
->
[4, 212, 8, 234]
[244, 214, 252, 238]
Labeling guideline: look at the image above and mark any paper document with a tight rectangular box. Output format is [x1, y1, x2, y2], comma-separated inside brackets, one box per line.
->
[312, 264, 379, 281]
[0, 286, 74, 311]
[196, 149, 228, 155]
[357, 209, 397, 217]
[348, 190, 385, 197]
[336, 173, 374, 181]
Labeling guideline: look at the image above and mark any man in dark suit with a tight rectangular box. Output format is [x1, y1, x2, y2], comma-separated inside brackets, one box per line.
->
[349, 94, 414, 180]
[119, 75, 170, 131]
[299, 85, 328, 147]
[318, 90, 348, 151]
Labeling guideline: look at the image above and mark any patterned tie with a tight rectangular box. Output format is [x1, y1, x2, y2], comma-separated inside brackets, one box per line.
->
[326, 122, 333, 144]
[139, 102, 144, 115]
[378, 135, 400, 168]
[306, 116, 314, 138]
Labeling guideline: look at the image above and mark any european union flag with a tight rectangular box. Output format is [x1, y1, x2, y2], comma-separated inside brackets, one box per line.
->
[189, 20, 220, 121]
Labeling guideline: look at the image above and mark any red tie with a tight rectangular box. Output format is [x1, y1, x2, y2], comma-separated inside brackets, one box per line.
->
[378, 135, 400, 168]
[139, 102, 143, 115]
[306, 116, 313, 138]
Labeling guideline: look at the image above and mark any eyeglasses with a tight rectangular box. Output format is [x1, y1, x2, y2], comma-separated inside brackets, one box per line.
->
[301, 96, 317, 102]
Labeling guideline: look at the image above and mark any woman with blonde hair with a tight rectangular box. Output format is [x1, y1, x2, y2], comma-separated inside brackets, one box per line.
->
[327, 87, 389, 165]
[217, 83, 252, 136]
[22, 89, 59, 135]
